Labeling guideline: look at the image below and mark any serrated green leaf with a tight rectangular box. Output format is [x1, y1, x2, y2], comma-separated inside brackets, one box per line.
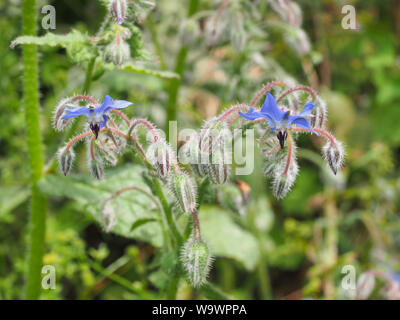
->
[11, 30, 96, 62]
[199, 205, 259, 270]
[38, 165, 163, 247]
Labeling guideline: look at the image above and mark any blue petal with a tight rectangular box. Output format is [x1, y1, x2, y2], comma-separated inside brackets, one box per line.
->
[61, 106, 90, 119]
[99, 115, 108, 129]
[288, 115, 319, 135]
[238, 108, 262, 120]
[260, 93, 286, 121]
[112, 100, 133, 110]
[95, 95, 115, 114]
[299, 102, 315, 116]
[259, 113, 276, 130]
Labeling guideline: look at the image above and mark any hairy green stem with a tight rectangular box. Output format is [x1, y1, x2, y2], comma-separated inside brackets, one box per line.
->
[152, 178, 183, 247]
[23, 0, 47, 300]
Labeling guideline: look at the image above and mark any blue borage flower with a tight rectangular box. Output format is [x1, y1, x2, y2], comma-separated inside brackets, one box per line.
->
[239, 92, 319, 149]
[61, 95, 133, 138]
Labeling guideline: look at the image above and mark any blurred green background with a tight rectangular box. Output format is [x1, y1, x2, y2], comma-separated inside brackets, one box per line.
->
[1, 0, 399, 299]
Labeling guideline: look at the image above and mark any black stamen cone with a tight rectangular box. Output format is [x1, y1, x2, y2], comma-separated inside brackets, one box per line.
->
[90, 123, 100, 139]
[277, 131, 287, 150]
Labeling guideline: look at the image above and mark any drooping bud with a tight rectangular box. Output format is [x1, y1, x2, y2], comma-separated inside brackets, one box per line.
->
[272, 160, 299, 199]
[269, 0, 303, 27]
[322, 139, 344, 175]
[310, 95, 327, 129]
[168, 172, 197, 214]
[208, 147, 230, 184]
[283, 26, 311, 57]
[89, 158, 104, 180]
[259, 131, 286, 178]
[179, 18, 200, 46]
[52, 98, 78, 131]
[147, 139, 175, 179]
[179, 136, 209, 178]
[104, 38, 130, 66]
[200, 118, 230, 153]
[102, 201, 117, 232]
[270, 139, 298, 199]
[110, 0, 127, 25]
[181, 237, 212, 287]
[58, 146, 75, 176]
[217, 184, 246, 215]
[229, 7, 247, 51]
[356, 273, 375, 300]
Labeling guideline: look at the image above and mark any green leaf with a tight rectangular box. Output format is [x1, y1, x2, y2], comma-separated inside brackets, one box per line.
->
[130, 217, 157, 231]
[122, 63, 180, 79]
[38, 165, 163, 247]
[198, 205, 259, 270]
[11, 30, 97, 62]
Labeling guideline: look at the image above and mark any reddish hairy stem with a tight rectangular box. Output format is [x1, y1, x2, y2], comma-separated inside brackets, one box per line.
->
[71, 95, 99, 105]
[291, 127, 336, 145]
[249, 81, 286, 107]
[191, 209, 201, 240]
[129, 118, 160, 141]
[276, 85, 317, 103]
[109, 109, 130, 126]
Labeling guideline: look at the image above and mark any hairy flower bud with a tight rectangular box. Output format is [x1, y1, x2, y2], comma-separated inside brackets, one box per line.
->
[102, 201, 116, 232]
[356, 273, 375, 300]
[310, 96, 327, 129]
[147, 140, 174, 179]
[284, 26, 311, 57]
[322, 139, 344, 175]
[58, 147, 75, 176]
[53, 98, 78, 131]
[169, 172, 197, 214]
[271, 138, 298, 199]
[181, 237, 212, 287]
[179, 18, 200, 46]
[208, 147, 230, 184]
[104, 39, 130, 66]
[200, 118, 230, 153]
[269, 0, 303, 27]
[179, 137, 209, 177]
[259, 131, 286, 177]
[110, 0, 127, 25]
[272, 160, 299, 199]
[90, 158, 104, 180]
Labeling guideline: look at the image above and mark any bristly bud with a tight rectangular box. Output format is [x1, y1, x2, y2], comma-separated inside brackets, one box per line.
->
[259, 130, 286, 177]
[102, 201, 117, 232]
[268, 0, 303, 27]
[283, 26, 311, 57]
[110, 0, 127, 25]
[310, 95, 327, 129]
[356, 272, 375, 300]
[181, 237, 212, 287]
[271, 139, 298, 199]
[104, 38, 130, 66]
[179, 136, 209, 177]
[272, 160, 299, 199]
[58, 147, 75, 176]
[179, 18, 201, 46]
[53, 98, 78, 131]
[208, 147, 230, 184]
[168, 172, 197, 214]
[200, 118, 230, 153]
[89, 158, 104, 180]
[147, 139, 175, 179]
[322, 139, 345, 175]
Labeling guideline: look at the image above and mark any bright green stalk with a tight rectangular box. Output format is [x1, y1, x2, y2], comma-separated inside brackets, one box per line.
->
[166, 0, 199, 135]
[23, 0, 47, 300]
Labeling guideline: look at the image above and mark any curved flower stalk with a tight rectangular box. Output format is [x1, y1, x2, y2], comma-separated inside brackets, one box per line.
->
[199, 81, 345, 199]
[53, 93, 208, 288]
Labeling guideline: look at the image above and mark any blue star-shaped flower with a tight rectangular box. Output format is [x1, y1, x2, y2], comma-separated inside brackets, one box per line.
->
[61, 95, 133, 137]
[239, 93, 319, 149]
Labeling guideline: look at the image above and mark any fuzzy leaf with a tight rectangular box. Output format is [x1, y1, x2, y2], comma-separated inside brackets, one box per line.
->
[122, 63, 180, 79]
[11, 30, 97, 62]
[38, 165, 163, 246]
[199, 205, 259, 270]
